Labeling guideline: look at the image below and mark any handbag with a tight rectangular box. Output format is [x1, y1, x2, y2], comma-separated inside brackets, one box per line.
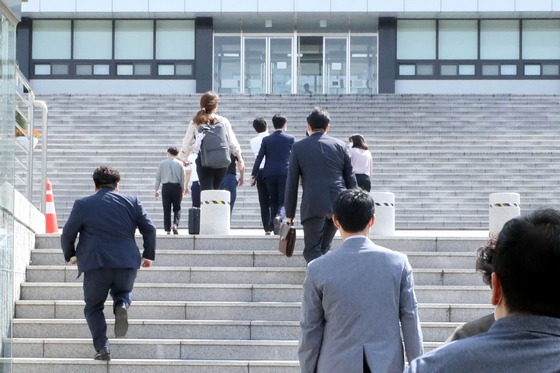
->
[278, 221, 296, 257]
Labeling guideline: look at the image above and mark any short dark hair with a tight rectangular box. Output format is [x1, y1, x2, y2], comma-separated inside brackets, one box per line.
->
[253, 117, 267, 133]
[307, 107, 330, 131]
[333, 189, 375, 233]
[167, 146, 179, 156]
[93, 165, 120, 190]
[493, 208, 560, 318]
[272, 114, 287, 129]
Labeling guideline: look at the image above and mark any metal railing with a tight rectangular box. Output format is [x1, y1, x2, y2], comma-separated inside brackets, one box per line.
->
[15, 68, 49, 214]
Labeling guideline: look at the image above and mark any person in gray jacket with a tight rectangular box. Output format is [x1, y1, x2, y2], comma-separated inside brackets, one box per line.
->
[299, 189, 424, 373]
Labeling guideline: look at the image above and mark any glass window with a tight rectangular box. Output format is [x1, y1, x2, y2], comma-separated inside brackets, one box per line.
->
[74, 20, 112, 60]
[501, 65, 517, 75]
[135, 64, 151, 75]
[441, 65, 457, 76]
[158, 65, 175, 76]
[350, 36, 377, 93]
[32, 20, 71, 59]
[397, 20, 436, 60]
[399, 65, 416, 76]
[94, 65, 110, 75]
[117, 65, 134, 75]
[522, 20, 560, 60]
[34, 64, 51, 75]
[543, 65, 559, 75]
[52, 64, 69, 75]
[270, 38, 293, 94]
[480, 20, 519, 60]
[482, 65, 499, 76]
[214, 36, 241, 93]
[459, 65, 476, 75]
[244, 38, 267, 94]
[417, 64, 434, 76]
[115, 20, 154, 60]
[524, 65, 541, 76]
[76, 65, 93, 75]
[156, 20, 195, 60]
[439, 20, 478, 60]
[176, 64, 193, 76]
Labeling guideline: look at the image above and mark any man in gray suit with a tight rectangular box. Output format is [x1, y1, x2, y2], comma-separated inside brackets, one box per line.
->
[285, 107, 356, 263]
[299, 189, 424, 373]
[406, 208, 560, 373]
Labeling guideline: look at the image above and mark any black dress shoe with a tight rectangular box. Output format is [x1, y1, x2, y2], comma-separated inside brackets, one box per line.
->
[94, 346, 110, 361]
[273, 216, 281, 235]
[114, 302, 128, 338]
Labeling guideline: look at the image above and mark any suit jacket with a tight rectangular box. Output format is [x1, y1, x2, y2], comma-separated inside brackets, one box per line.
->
[61, 188, 156, 276]
[299, 236, 424, 373]
[406, 315, 560, 373]
[284, 132, 356, 222]
[251, 129, 295, 178]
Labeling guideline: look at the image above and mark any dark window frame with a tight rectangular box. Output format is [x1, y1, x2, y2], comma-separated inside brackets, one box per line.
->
[30, 18, 196, 80]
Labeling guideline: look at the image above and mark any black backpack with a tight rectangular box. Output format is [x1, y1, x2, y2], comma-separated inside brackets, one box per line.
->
[198, 121, 231, 169]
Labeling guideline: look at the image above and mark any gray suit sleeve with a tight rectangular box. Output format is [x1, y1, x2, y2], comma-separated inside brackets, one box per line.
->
[399, 256, 424, 362]
[284, 145, 300, 219]
[298, 266, 324, 373]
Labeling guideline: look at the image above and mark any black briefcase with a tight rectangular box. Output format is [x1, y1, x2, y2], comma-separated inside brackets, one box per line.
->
[188, 207, 200, 235]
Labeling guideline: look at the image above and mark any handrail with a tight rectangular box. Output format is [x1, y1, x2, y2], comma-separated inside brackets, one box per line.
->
[15, 68, 48, 213]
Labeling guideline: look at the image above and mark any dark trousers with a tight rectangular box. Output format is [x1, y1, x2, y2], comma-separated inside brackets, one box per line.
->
[162, 183, 182, 231]
[356, 173, 371, 192]
[83, 267, 137, 351]
[302, 215, 338, 263]
[191, 181, 201, 208]
[265, 175, 287, 221]
[197, 156, 227, 191]
[256, 169, 273, 232]
[220, 174, 238, 213]
[364, 354, 371, 373]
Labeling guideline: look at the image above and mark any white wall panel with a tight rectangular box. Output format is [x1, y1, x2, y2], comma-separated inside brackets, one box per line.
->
[554, 0, 560, 11]
[186, 0, 221, 12]
[30, 79, 197, 95]
[149, 0, 186, 12]
[396, 80, 560, 94]
[258, 0, 294, 12]
[332, 0, 367, 12]
[516, 0, 551, 11]
[404, 0, 440, 12]
[295, 0, 330, 12]
[369, 0, 404, 12]
[113, 0, 150, 12]
[77, 0, 113, 12]
[40, 0, 76, 12]
[442, 0, 477, 12]
[223, 0, 258, 12]
[21, 0, 40, 12]
[478, 0, 514, 12]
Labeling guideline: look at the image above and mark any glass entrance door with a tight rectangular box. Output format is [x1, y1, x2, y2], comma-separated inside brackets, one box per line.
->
[325, 38, 347, 94]
[270, 38, 292, 94]
[298, 36, 323, 94]
[244, 38, 266, 94]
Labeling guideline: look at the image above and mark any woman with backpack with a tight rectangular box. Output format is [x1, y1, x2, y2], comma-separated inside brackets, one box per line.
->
[348, 134, 372, 192]
[179, 91, 244, 190]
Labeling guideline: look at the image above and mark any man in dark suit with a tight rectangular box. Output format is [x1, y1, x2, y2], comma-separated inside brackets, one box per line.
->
[61, 166, 156, 361]
[251, 114, 295, 234]
[285, 107, 356, 263]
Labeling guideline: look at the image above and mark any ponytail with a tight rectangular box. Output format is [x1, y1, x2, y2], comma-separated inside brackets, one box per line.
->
[193, 91, 220, 125]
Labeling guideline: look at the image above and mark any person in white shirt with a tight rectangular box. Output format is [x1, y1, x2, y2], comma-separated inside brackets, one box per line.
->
[348, 134, 373, 192]
[250, 117, 273, 234]
[185, 153, 200, 208]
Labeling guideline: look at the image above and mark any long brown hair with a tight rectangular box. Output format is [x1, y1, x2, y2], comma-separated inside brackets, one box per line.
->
[193, 91, 220, 125]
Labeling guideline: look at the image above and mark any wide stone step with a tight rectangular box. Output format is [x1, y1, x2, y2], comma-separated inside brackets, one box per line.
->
[15, 300, 494, 323]
[13, 358, 301, 373]
[20, 283, 492, 303]
[13, 319, 461, 343]
[28, 250, 477, 269]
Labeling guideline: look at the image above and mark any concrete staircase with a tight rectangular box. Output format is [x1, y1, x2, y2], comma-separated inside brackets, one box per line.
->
[12, 233, 493, 372]
[22, 94, 560, 230]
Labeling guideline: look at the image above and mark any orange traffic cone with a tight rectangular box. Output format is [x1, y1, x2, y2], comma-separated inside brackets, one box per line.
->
[46, 179, 59, 234]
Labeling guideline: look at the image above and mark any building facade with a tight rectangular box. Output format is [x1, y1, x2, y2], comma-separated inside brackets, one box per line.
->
[18, 0, 560, 95]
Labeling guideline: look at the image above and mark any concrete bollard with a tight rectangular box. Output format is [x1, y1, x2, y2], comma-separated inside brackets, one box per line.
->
[369, 192, 395, 236]
[200, 190, 230, 235]
[489, 193, 520, 237]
